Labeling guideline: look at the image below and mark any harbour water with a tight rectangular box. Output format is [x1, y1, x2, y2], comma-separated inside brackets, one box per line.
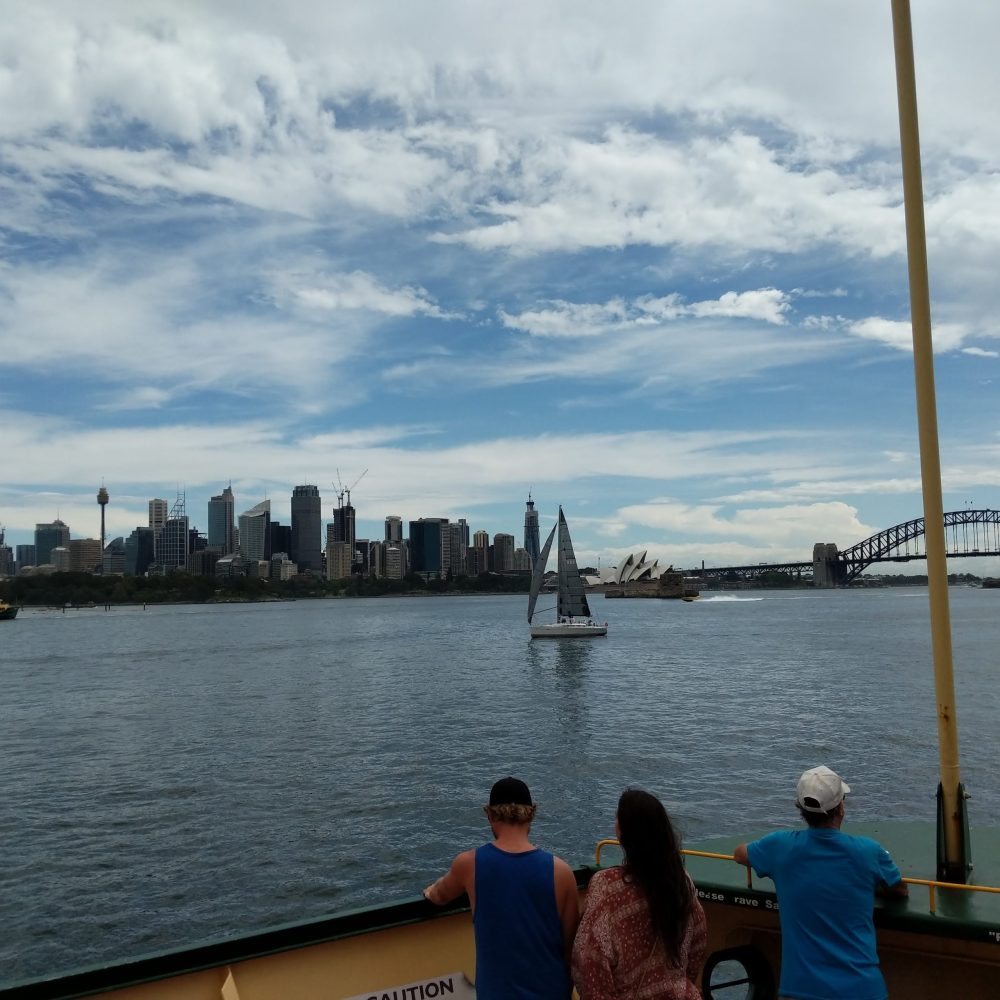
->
[3, 588, 999, 982]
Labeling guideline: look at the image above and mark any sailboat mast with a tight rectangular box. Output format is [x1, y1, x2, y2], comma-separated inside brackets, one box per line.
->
[890, 0, 969, 882]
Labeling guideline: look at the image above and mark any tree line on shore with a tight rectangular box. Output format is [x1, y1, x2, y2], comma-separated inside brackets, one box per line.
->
[0, 570, 533, 608]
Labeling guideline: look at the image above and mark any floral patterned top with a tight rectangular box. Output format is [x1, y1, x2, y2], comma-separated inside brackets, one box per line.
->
[571, 867, 707, 999]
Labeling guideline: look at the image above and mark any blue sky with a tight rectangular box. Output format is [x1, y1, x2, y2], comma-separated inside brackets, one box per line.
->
[2, 1, 1000, 573]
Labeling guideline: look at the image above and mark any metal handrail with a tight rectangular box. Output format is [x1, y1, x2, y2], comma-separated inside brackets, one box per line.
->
[593, 839, 1000, 914]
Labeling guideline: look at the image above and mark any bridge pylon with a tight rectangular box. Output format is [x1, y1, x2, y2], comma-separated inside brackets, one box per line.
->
[812, 542, 847, 588]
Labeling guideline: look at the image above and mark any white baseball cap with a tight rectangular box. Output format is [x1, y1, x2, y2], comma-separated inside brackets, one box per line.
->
[796, 765, 851, 813]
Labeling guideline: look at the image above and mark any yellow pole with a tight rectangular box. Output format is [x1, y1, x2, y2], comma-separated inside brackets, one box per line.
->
[889, 0, 967, 880]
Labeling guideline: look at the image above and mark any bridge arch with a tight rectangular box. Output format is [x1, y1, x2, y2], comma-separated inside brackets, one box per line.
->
[835, 509, 1000, 582]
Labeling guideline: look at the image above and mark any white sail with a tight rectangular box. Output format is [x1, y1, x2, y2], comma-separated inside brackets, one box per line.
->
[556, 507, 591, 619]
[527, 523, 556, 622]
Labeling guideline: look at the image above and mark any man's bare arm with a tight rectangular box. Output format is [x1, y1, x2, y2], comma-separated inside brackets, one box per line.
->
[878, 879, 909, 899]
[733, 843, 750, 868]
[553, 857, 581, 963]
[423, 851, 474, 906]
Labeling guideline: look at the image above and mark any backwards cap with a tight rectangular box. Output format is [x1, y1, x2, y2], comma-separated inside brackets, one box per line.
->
[796, 765, 851, 813]
[489, 776, 533, 806]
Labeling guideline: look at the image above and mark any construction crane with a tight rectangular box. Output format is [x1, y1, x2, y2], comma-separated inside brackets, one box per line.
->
[334, 468, 368, 509]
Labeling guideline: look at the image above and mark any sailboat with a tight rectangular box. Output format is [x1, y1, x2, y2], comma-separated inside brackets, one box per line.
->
[527, 507, 607, 638]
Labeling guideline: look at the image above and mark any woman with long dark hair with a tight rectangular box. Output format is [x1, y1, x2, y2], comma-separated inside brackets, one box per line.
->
[572, 789, 706, 998]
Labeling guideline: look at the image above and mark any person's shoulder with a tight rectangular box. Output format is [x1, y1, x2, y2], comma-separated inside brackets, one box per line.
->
[586, 866, 626, 897]
[750, 828, 799, 850]
[842, 832, 898, 860]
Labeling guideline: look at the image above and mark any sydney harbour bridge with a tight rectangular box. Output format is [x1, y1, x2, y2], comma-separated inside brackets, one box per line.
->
[690, 508, 1000, 587]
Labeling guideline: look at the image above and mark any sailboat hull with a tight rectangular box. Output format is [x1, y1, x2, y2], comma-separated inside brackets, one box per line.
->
[530, 621, 607, 638]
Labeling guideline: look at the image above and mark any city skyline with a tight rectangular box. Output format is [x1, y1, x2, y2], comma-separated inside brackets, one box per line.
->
[3, 3, 1000, 576]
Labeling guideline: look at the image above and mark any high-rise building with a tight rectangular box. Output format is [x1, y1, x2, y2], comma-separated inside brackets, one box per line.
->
[270, 522, 292, 559]
[409, 518, 448, 576]
[238, 500, 271, 562]
[207, 485, 236, 554]
[473, 530, 490, 573]
[156, 494, 190, 572]
[384, 543, 404, 580]
[290, 485, 322, 572]
[148, 499, 169, 532]
[15, 544, 36, 572]
[35, 519, 70, 565]
[50, 546, 71, 572]
[69, 538, 103, 573]
[125, 527, 155, 576]
[332, 502, 356, 549]
[0, 526, 12, 577]
[326, 540, 353, 580]
[524, 494, 541, 568]
[385, 515, 403, 544]
[513, 547, 531, 572]
[103, 537, 127, 575]
[445, 522, 468, 576]
[493, 533, 515, 572]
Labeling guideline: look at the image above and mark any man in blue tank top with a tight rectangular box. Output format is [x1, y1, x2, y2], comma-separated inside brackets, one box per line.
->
[734, 766, 908, 1000]
[423, 777, 579, 999]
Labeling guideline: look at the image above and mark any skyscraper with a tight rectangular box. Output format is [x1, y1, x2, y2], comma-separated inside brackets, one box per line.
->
[156, 493, 189, 572]
[333, 502, 356, 553]
[207, 485, 236, 554]
[524, 493, 541, 568]
[493, 532, 515, 572]
[238, 500, 271, 563]
[290, 485, 322, 571]
[148, 499, 168, 532]
[385, 515, 403, 543]
[35, 519, 70, 565]
[409, 518, 448, 576]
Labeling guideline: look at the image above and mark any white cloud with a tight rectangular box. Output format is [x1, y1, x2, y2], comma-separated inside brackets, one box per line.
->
[847, 317, 969, 353]
[962, 347, 999, 359]
[500, 288, 791, 339]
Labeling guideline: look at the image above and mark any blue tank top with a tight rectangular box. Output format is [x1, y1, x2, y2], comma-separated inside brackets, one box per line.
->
[473, 843, 571, 1000]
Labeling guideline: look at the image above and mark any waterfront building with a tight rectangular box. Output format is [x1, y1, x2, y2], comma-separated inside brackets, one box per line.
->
[385, 515, 403, 544]
[50, 546, 71, 572]
[472, 529, 490, 573]
[188, 548, 221, 577]
[125, 527, 155, 576]
[466, 545, 487, 576]
[69, 538, 103, 573]
[290, 485, 322, 572]
[0, 540, 12, 578]
[493, 532, 515, 572]
[238, 500, 271, 563]
[326, 540, 353, 580]
[157, 517, 190, 573]
[513, 546, 531, 572]
[35, 519, 70, 565]
[215, 555, 245, 578]
[15, 544, 36, 573]
[368, 540, 384, 578]
[270, 522, 292, 561]
[332, 502, 356, 549]
[270, 552, 296, 581]
[148, 499, 168, 533]
[524, 494, 540, 568]
[207, 486, 236, 554]
[355, 538, 370, 576]
[384, 542, 404, 580]
[445, 520, 468, 576]
[103, 537, 127, 575]
[409, 518, 448, 576]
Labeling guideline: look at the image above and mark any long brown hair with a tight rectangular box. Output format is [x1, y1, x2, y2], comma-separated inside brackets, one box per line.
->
[617, 788, 692, 965]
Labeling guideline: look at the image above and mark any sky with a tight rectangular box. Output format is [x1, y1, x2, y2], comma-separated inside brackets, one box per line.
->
[2, 0, 1000, 575]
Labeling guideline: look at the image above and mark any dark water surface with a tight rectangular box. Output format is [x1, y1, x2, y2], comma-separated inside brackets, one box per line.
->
[2, 588, 998, 981]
